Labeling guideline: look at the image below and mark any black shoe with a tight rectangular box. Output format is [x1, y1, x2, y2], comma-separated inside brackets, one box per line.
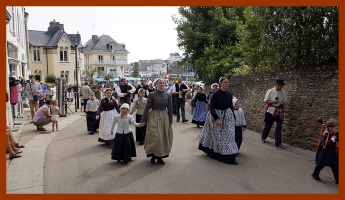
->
[261, 139, 267, 143]
[275, 144, 286, 149]
[150, 157, 156, 164]
[312, 173, 321, 181]
[230, 161, 238, 165]
[197, 125, 200, 128]
[157, 158, 165, 165]
[89, 131, 95, 135]
[139, 141, 144, 145]
[182, 119, 188, 123]
[176, 120, 180, 122]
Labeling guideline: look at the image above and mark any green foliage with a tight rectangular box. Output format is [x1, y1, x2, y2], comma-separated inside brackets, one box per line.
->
[174, 6, 338, 79]
[45, 74, 57, 84]
[83, 68, 102, 85]
[104, 74, 113, 81]
[91, 88, 101, 99]
[132, 63, 140, 77]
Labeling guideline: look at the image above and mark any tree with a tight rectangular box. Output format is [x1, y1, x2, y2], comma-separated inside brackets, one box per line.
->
[237, 7, 338, 71]
[132, 62, 140, 77]
[45, 74, 57, 84]
[174, 6, 245, 83]
[83, 68, 102, 85]
[104, 74, 113, 82]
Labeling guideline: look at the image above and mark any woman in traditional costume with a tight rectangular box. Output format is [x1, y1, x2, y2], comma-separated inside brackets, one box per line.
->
[140, 78, 173, 165]
[198, 77, 238, 165]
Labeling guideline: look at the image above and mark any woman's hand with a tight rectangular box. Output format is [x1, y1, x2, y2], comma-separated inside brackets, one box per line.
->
[140, 122, 146, 127]
[96, 115, 99, 120]
[215, 119, 222, 126]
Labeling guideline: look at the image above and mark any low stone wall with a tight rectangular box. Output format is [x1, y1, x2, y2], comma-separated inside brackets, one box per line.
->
[206, 64, 338, 150]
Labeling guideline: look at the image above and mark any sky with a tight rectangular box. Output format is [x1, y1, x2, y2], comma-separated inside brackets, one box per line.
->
[24, 6, 184, 64]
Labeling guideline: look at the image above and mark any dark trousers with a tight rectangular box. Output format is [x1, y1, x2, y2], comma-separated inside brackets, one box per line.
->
[135, 114, 146, 142]
[313, 163, 339, 183]
[86, 111, 99, 132]
[119, 97, 131, 107]
[261, 112, 283, 146]
[175, 97, 186, 121]
[172, 95, 176, 115]
[235, 126, 243, 150]
[83, 98, 89, 111]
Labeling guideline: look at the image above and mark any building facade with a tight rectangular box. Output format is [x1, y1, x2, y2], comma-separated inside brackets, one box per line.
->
[6, 6, 30, 125]
[28, 20, 84, 85]
[82, 34, 129, 81]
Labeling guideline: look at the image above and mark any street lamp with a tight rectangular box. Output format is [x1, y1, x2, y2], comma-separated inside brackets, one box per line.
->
[73, 33, 80, 111]
[165, 60, 170, 79]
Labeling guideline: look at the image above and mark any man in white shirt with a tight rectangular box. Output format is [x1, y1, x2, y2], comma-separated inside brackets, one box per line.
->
[172, 77, 190, 123]
[261, 79, 288, 148]
[116, 78, 136, 106]
[25, 75, 42, 119]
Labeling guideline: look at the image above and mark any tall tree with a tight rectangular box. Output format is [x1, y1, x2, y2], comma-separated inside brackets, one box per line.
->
[132, 62, 140, 77]
[174, 6, 245, 83]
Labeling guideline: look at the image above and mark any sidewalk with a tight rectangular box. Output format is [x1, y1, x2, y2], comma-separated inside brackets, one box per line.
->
[6, 106, 85, 193]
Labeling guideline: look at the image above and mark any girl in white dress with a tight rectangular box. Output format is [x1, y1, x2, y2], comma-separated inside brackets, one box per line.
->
[50, 100, 60, 131]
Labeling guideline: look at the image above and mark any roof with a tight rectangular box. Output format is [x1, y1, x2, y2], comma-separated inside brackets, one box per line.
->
[82, 35, 128, 53]
[28, 26, 81, 47]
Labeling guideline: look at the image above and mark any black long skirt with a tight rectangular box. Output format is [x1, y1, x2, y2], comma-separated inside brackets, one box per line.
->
[135, 114, 147, 143]
[198, 143, 236, 164]
[86, 111, 99, 132]
[111, 132, 136, 163]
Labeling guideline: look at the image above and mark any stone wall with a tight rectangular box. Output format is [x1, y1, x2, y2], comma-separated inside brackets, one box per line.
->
[207, 64, 338, 150]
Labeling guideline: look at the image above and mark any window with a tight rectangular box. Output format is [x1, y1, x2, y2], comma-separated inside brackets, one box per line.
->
[98, 67, 104, 72]
[60, 47, 68, 62]
[111, 56, 115, 63]
[33, 49, 40, 61]
[98, 55, 103, 63]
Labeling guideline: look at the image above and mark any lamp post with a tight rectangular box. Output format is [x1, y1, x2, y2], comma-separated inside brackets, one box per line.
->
[74, 33, 80, 111]
[165, 60, 170, 80]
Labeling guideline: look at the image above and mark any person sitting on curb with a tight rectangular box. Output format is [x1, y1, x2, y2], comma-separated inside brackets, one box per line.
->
[6, 125, 23, 159]
[32, 99, 53, 131]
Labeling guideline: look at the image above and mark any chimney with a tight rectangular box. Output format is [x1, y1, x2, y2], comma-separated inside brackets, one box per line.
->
[48, 19, 64, 30]
[92, 35, 98, 43]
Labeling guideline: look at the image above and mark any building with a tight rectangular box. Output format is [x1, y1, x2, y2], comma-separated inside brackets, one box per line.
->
[168, 52, 182, 63]
[6, 6, 30, 125]
[28, 20, 83, 85]
[82, 34, 129, 80]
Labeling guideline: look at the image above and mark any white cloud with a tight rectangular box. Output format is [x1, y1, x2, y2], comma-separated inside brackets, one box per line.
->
[25, 6, 184, 63]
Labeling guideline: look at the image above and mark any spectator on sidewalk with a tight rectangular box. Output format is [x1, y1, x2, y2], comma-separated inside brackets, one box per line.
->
[25, 75, 42, 119]
[32, 99, 53, 131]
[45, 83, 55, 99]
[6, 125, 23, 160]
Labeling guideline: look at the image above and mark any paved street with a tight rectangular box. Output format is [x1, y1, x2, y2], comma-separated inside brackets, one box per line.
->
[6, 104, 338, 194]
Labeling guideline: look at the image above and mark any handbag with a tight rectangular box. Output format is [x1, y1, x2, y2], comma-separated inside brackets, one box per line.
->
[29, 83, 39, 101]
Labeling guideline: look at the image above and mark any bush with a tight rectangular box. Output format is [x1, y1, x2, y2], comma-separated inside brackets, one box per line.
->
[45, 74, 57, 84]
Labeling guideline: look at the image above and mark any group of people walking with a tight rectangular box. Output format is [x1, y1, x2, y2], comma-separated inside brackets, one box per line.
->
[23, 74, 338, 185]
